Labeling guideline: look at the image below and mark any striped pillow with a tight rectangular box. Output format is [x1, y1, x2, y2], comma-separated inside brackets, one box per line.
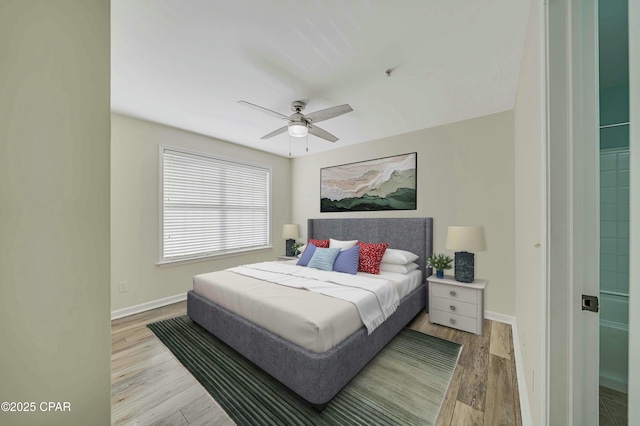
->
[307, 247, 341, 271]
[332, 245, 360, 275]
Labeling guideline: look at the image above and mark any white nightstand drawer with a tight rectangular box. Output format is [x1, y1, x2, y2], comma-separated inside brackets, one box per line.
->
[427, 275, 486, 335]
[429, 309, 479, 334]
[431, 283, 477, 304]
[430, 297, 477, 319]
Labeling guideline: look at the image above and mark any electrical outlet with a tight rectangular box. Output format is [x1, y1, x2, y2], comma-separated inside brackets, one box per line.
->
[119, 281, 128, 293]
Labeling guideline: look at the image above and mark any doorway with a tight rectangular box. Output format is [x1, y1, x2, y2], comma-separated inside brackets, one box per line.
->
[598, 0, 629, 424]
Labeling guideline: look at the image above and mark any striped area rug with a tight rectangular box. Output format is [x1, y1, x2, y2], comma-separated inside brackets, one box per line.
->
[148, 316, 461, 426]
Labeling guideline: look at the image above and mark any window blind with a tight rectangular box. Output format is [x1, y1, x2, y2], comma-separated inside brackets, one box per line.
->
[161, 147, 271, 262]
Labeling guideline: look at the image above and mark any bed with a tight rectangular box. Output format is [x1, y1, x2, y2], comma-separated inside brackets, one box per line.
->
[187, 217, 433, 410]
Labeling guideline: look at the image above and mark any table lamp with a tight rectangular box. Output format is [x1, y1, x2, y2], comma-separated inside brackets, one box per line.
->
[446, 226, 486, 283]
[282, 224, 300, 257]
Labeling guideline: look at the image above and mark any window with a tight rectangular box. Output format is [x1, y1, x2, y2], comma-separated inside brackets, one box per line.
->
[160, 147, 271, 263]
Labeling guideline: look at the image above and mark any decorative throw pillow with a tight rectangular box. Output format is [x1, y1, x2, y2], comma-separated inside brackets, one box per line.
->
[357, 242, 389, 274]
[296, 243, 317, 266]
[329, 238, 358, 251]
[379, 262, 419, 274]
[308, 239, 330, 248]
[308, 247, 341, 271]
[381, 248, 419, 265]
[332, 245, 360, 275]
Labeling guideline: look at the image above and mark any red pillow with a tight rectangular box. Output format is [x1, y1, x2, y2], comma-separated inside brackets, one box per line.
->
[357, 242, 388, 274]
[308, 239, 329, 248]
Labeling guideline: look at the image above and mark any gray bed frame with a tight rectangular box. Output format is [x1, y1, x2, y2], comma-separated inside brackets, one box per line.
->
[187, 217, 433, 410]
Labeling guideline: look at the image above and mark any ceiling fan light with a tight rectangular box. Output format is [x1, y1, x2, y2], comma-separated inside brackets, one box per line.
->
[288, 122, 308, 137]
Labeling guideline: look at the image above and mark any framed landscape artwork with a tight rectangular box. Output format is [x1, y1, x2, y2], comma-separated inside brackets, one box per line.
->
[320, 152, 417, 212]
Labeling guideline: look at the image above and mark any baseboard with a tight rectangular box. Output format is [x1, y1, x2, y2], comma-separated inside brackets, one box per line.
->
[509, 318, 534, 426]
[485, 310, 515, 324]
[600, 375, 628, 394]
[111, 292, 187, 320]
[484, 311, 533, 426]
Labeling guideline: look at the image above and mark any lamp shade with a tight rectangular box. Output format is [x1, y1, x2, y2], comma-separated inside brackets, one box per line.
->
[288, 122, 308, 137]
[446, 226, 486, 252]
[282, 224, 300, 239]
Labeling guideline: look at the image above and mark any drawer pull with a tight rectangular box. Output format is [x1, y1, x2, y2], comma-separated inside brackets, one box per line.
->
[450, 305, 456, 311]
[450, 290, 457, 296]
[449, 318, 456, 325]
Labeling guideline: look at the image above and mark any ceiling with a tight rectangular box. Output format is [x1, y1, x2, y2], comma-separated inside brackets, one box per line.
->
[111, 0, 530, 158]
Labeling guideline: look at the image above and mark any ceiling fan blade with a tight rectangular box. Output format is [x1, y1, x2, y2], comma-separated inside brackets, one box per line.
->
[260, 126, 288, 139]
[238, 101, 291, 121]
[308, 125, 339, 142]
[304, 104, 353, 124]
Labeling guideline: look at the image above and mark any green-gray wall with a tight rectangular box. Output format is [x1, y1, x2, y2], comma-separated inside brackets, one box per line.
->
[513, 0, 546, 423]
[111, 114, 292, 312]
[292, 111, 516, 316]
[0, 1, 111, 425]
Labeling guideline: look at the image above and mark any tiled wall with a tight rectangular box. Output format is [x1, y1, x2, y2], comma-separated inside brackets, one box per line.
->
[599, 148, 630, 392]
[600, 149, 630, 297]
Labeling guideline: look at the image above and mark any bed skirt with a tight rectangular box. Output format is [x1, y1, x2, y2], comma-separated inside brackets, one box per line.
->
[187, 283, 426, 409]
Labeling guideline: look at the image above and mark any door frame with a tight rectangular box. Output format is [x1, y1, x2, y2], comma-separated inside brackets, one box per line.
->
[628, 0, 639, 423]
[546, 0, 600, 424]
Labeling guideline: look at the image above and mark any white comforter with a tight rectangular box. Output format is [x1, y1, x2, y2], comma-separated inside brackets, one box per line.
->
[228, 262, 400, 334]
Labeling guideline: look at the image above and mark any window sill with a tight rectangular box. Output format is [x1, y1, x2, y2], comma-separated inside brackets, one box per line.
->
[156, 246, 274, 268]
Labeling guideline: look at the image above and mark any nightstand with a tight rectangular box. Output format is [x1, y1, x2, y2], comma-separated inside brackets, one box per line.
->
[427, 274, 486, 335]
[277, 255, 298, 261]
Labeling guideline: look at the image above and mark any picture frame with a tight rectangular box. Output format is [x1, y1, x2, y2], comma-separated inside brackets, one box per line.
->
[320, 152, 417, 212]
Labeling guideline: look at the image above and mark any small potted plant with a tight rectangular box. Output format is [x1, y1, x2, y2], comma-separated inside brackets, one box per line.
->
[427, 253, 453, 279]
[292, 241, 305, 257]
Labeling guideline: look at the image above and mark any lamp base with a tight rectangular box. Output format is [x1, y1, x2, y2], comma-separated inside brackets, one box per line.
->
[285, 239, 295, 257]
[454, 251, 475, 283]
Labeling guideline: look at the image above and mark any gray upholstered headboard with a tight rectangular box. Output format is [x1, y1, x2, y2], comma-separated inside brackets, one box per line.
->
[308, 217, 433, 281]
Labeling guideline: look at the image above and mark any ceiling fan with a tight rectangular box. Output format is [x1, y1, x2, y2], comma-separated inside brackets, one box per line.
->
[238, 100, 353, 143]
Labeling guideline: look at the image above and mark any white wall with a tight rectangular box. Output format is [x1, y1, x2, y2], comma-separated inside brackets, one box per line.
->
[513, 0, 546, 424]
[291, 111, 516, 315]
[628, 0, 639, 422]
[111, 114, 291, 311]
[0, 1, 111, 425]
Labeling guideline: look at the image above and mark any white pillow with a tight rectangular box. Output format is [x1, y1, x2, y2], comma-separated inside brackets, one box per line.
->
[381, 248, 419, 264]
[380, 262, 419, 274]
[297, 244, 307, 257]
[329, 238, 358, 251]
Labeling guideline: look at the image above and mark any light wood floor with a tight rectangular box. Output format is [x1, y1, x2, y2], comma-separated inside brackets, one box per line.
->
[111, 301, 522, 425]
